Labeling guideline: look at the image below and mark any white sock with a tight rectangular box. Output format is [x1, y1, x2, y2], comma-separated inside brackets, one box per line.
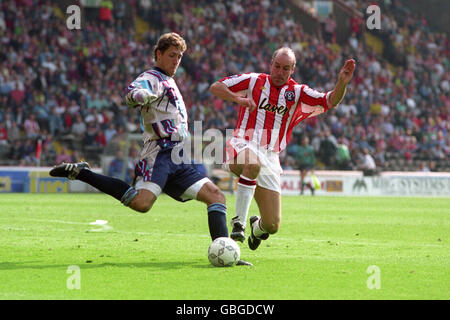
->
[234, 175, 257, 228]
[253, 217, 268, 239]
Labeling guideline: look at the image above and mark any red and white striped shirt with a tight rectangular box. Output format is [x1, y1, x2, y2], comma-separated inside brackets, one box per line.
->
[220, 72, 334, 152]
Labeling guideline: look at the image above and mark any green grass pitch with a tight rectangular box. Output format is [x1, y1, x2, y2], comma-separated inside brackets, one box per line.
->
[0, 193, 448, 300]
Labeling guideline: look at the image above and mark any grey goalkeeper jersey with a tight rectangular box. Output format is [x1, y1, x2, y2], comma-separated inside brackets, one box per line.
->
[125, 67, 189, 144]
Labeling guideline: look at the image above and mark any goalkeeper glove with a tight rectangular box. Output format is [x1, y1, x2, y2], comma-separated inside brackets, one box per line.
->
[127, 89, 158, 107]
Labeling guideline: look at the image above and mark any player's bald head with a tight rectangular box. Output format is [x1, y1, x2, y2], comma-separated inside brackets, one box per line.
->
[271, 47, 296, 68]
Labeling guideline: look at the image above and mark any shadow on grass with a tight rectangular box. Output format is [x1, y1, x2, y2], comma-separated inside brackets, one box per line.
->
[0, 260, 218, 271]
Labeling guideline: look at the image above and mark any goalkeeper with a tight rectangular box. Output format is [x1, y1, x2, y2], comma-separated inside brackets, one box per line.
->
[50, 33, 251, 265]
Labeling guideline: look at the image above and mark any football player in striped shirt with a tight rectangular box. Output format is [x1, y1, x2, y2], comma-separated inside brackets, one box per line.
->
[210, 47, 355, 250]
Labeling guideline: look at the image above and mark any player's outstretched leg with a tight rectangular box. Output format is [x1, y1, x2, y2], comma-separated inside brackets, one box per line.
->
[248, 215, 269, 250]
[49, 161, 91, 180]
[49, 161, 139, 208]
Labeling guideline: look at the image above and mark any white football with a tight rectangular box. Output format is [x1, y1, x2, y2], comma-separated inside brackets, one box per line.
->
[208, 237, 240, 267]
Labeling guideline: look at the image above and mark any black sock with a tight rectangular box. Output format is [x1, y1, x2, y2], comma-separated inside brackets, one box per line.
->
[77, 169, 135, 204]
[207, 203, 229, 240]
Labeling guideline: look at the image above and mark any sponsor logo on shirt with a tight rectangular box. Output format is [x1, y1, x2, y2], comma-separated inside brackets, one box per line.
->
[258, 97, 289, 116]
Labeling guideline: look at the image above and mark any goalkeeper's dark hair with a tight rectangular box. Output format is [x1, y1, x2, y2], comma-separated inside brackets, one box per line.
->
[153, 32, 187, 62]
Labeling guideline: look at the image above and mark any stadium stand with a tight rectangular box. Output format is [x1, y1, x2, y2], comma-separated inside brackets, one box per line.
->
[0, 0, 448, 173]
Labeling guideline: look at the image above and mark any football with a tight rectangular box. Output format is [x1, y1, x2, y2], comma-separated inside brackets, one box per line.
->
[208, 237, 240, 267]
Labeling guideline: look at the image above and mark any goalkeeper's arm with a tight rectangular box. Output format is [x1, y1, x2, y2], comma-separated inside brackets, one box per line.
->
[125, 88, 158, 108]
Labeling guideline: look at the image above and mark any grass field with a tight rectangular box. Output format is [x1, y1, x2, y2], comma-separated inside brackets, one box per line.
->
[0, 193, 448, 300]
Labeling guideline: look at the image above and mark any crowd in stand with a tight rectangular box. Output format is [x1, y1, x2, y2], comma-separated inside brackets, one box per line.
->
[0, 0, 448, 173]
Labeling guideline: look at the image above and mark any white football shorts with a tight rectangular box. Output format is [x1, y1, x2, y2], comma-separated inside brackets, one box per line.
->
[224, 137, 282, 194]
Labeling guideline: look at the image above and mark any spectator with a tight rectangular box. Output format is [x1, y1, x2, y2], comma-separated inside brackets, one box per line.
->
[428, 161, 437, 172]
[336, 138, 352, 170]
[14, 107, 25, 130]
[419, 161, 430, 172]
[71, 114, 87, 140]
[7, 121, 20, 142]
[99, 0, 114, 26]
[23, 114, 40, 139]
[318, 129, 338, 168]
[62, 110, 73, 134]
[32, 97, 50, 131]
[108, 150, 131, 183]
[373, 144, 387, 169]
[387, 129, 404, 152]
[323, 13, 337, 43]
[20, 139, 37, 166]
[0, 122, 8, 145]
[83, 123, 99, 148]
[48, 107, 63, 136]
[55, 146, 72, 164]
[10, 79, 25, 107]
[95, 129, 107, 147]
[9, 140, 23, 161]
[358, 148, 377, 176]
[104, 122, 118, 143]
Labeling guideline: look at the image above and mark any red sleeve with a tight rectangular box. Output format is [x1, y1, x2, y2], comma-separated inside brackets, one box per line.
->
[299, 84, 331, 111]
[219, 73, 252, 93]
[290, 85, 331, 127]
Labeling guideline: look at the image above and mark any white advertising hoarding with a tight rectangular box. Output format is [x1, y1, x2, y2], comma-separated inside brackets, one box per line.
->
[280, 170, 450, 197]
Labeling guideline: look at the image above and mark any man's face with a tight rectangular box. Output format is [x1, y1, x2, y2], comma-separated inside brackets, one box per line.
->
[270, 53, 295, 86]
[301, 137, 309, 146]
[156, 46, 184, 77]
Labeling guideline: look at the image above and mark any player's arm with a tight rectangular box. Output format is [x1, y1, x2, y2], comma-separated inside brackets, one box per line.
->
[125, 78, 160, 108]
[209, 80, 256, 112]
[328, 59, 356, 107]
